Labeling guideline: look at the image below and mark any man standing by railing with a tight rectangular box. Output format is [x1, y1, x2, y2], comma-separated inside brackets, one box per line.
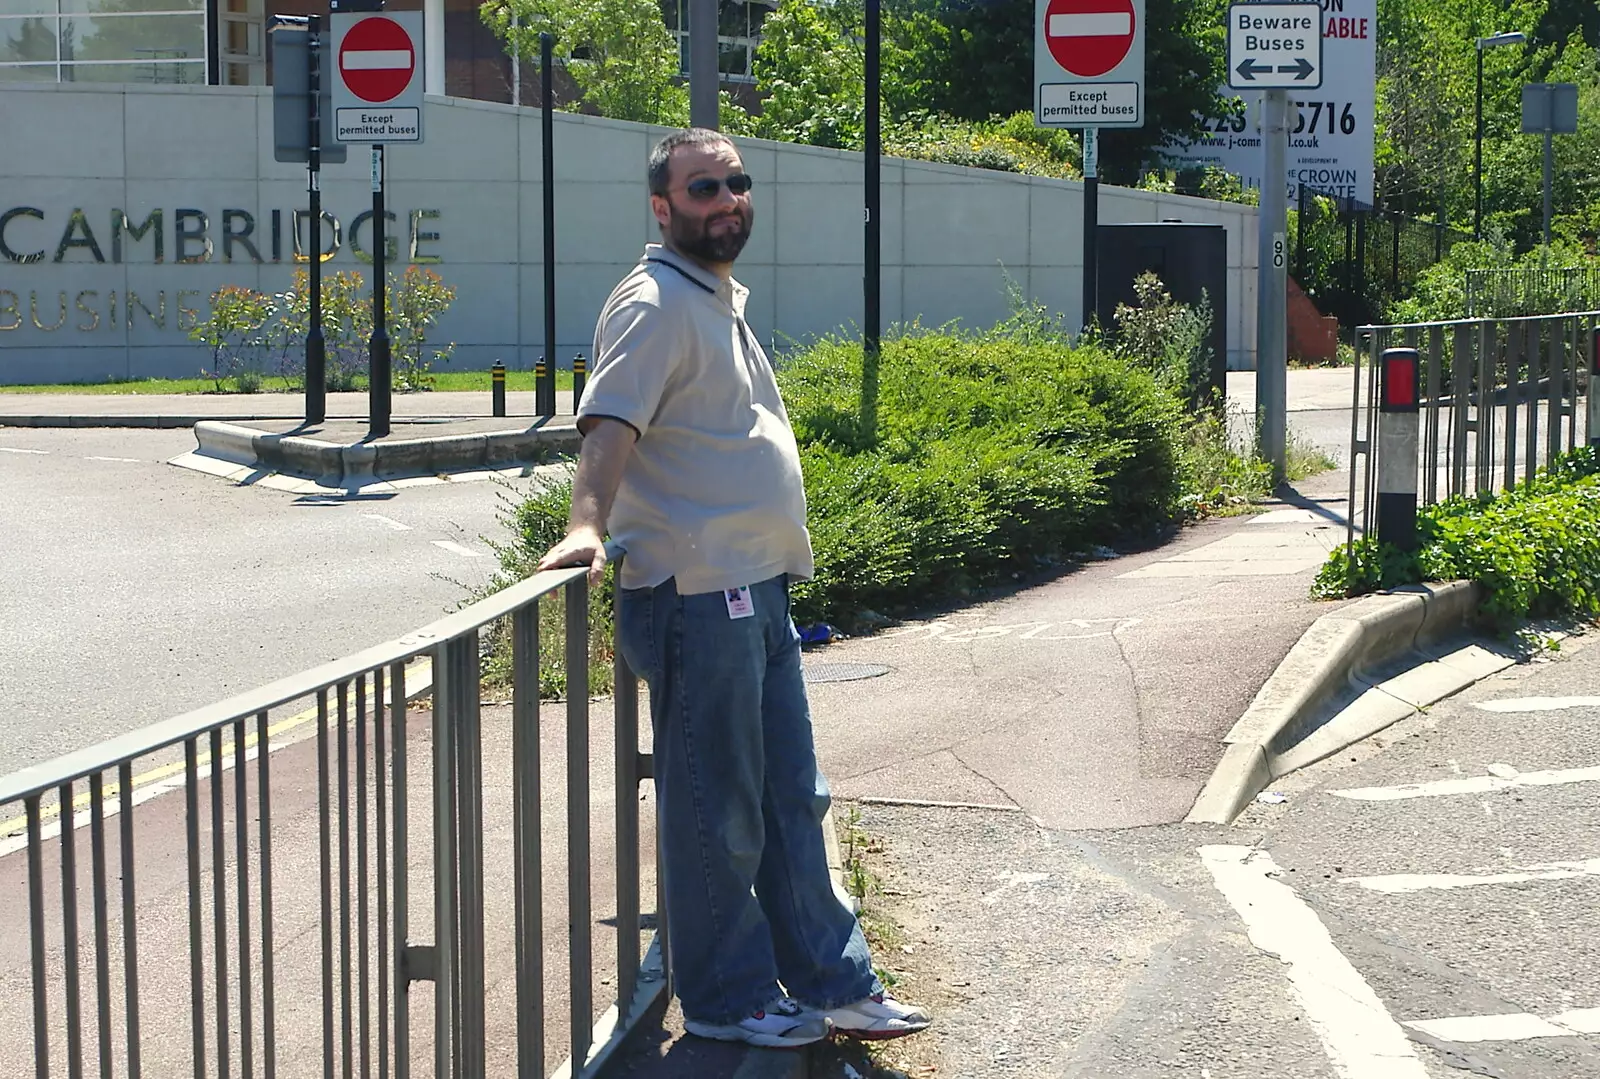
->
[536, 128, 931, 1050]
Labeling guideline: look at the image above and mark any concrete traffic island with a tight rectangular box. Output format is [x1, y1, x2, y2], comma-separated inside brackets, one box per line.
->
[176, 415, 581, 491]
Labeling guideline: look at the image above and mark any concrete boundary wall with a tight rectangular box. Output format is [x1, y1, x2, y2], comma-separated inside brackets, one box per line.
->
[0, 85, 1259, 384]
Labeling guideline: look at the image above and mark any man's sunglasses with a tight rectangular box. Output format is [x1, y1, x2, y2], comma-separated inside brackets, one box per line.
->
[683, 173, 754, 200]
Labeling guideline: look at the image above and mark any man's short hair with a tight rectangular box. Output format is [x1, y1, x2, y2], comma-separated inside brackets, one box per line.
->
[648, 128, 737, 196]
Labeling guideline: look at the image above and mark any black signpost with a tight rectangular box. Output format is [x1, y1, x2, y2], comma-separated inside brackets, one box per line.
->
[270, 14, 346, 425]
[862, 0, 880, 443]
[538, 31, 557, 419]
[307, 14, 328, 424]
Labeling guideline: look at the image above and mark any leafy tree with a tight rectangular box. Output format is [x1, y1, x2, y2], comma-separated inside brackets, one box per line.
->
[750, 0, 951, 148]
[889, 0, 1231, 182]
[751, 0, 864, 148]
[481, 0, 689, 123]
[1374, 0, 1600, 250]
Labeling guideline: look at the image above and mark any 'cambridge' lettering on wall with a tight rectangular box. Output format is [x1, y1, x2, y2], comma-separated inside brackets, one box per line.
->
[0, 207, 443, 265]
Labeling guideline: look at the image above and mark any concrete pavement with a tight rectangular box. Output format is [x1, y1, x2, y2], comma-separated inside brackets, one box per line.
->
[842, 629, 1598, 1079]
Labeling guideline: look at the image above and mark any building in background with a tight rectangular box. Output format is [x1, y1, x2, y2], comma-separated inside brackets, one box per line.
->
[0, 0, 775, 107]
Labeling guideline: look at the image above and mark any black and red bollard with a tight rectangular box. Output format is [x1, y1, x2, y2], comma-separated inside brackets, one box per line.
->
[1376, 347, 1422, 551]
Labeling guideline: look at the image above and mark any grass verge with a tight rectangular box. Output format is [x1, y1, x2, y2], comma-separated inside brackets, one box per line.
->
[0, 370, 576, 395]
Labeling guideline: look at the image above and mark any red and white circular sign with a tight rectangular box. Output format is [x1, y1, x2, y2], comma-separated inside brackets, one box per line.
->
[338, 16, 416, 104]
[1044, 0, 1136, 78]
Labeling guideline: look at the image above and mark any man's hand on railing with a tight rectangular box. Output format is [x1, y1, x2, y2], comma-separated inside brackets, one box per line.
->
[537, 417, 635, 587]
[537, 524, 609, 587]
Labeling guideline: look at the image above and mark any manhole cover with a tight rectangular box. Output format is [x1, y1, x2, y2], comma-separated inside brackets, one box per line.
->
[802, 662, 893, 684]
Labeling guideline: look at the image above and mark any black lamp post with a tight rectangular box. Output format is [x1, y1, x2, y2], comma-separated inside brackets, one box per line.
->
[1475, 30, 1526, 241]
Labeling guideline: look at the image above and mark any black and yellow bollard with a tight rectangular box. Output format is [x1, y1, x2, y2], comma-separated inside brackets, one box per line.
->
[534, 355, 550, 419]
[572, 353, 587, 408]
[491, 360, 506, 417]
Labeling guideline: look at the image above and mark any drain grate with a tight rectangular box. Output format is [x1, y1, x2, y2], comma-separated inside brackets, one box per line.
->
[802, 661, 893, 684]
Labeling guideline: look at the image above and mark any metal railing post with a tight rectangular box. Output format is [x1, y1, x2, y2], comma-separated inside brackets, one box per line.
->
[433, 646, 457, 1079]
[1589, 318, 1600, 447]
[457, 633, 488, 1079]
[614, 596, 641, 1020]
[1476, 320, 1495, 493]
[1424, 325, 1443, 504]
[566, 577, 594, 1075]
[1451, 323, 1472, 497]
[1526, 320, 1543, 484]
[512, 603, 545, 1079]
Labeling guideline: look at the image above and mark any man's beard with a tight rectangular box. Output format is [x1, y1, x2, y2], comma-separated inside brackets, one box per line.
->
[669, 205, 753, 263]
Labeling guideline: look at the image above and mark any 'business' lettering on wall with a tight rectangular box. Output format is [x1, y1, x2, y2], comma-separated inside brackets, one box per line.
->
[0, 206, 443, 266]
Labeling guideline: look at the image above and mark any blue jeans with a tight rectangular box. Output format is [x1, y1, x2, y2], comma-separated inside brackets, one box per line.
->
[617, 574, 880, 1025]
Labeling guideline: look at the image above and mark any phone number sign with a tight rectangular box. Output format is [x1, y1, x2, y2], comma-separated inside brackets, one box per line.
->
[1166, 0, 1374, 204]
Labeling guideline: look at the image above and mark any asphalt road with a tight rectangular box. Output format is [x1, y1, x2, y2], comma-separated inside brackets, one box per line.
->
[0, 426, 531, 775]
[856, 629, 1600, 1078]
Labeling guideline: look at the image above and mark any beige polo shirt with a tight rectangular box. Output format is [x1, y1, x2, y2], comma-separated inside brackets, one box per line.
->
[577, 244, 815, 595]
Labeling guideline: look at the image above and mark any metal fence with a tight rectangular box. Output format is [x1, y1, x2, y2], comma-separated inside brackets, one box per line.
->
[1346, 310, 1600, 548]
[1465, 267, 1600, 319]
[1, 557, 664, 1078]
[1294, 188, 1472, 331]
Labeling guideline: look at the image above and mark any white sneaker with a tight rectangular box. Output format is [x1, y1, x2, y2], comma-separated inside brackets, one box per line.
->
[683, 996, 832, 1048]
[821, 992, 931, 1040]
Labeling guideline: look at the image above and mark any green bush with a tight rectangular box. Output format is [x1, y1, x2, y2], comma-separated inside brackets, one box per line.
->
[1313, 447, 1600, 624]
[777, 320, 1186, 626]
[477, 473, 616, 700]
[882, 112, 1081, 180]
[190, 285, 273, 392]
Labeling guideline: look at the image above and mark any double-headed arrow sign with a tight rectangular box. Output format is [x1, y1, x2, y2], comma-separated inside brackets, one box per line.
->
[1226, 2, 1323, 91]
[1235, 56, 1316, 82]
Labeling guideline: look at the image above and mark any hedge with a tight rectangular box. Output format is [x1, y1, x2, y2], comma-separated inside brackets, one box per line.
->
[777, 324, 1186, 625]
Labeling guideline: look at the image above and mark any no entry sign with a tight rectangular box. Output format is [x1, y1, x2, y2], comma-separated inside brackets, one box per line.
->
[1035, 0, 1144, 128]
[330, 11, 425, 143]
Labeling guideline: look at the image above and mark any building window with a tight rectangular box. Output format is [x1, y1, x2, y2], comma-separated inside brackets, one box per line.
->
[0, 0, 207, 84]
[661, 0, 775, 85]
[218, 0, 263, 85]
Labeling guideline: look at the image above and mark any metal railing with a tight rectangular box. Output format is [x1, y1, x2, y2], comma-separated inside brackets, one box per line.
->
[0, 557, 665, 1078]
[1347, 310, 1600, 548]
[1465, 267, 1600, 319]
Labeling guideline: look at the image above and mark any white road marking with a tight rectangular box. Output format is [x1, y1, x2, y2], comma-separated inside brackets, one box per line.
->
[363, 513, 412, 531]
[981, 871, 1049, 906]
[0, 446, 48, 454]
[1200, 845, 1428, 1079]
[1407, 1007, 1600, 1041]
[432, 539, 484, 558]
[1477, 696, 1600, 713]
[1552, 1008, 1600, 1034]
[87, 455, 141, 463]
[1329, 765, 1600, 801]
[877, 617, 1140, 643]
[1344, 858, 1600, 894]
